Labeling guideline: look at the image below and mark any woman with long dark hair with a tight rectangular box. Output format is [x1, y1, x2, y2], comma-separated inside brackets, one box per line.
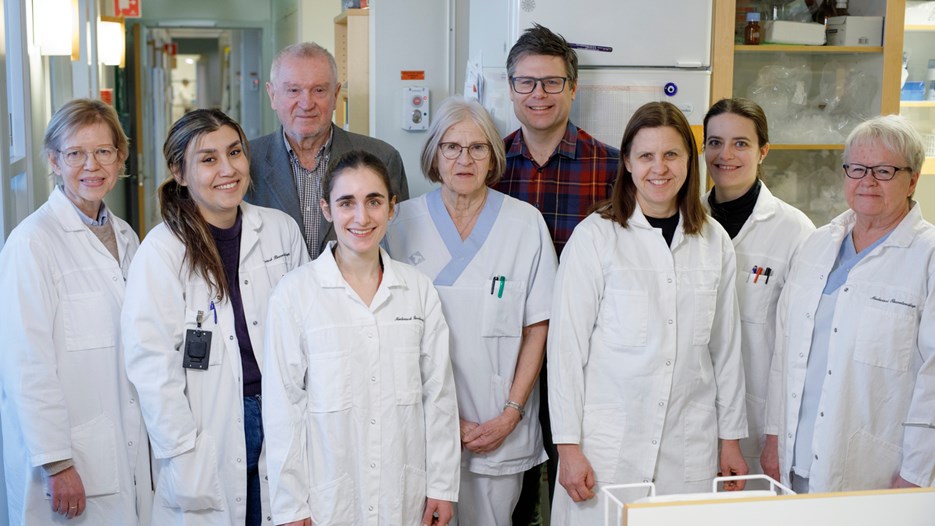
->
[122, 109, 307, 525]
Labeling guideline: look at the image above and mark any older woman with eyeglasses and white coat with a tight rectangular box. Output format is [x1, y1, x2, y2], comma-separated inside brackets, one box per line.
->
[0, 99, 152, 525]
[762, 114, 935, 492]
[384, 97, 557, 525]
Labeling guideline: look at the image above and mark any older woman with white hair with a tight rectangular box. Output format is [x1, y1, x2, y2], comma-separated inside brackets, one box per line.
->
[762, 114, 935, 492]
[384, 97, 558, 524]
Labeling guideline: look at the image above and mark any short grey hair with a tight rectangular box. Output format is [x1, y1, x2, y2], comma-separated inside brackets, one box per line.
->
[270, 42, 338, 87]
[420, 97, 507, 186]
[44, 98, 129, 176]
[844, 114, 926, 174]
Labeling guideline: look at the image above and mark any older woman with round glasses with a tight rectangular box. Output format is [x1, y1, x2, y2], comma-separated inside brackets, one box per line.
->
[762, 114, 935, 493]
[385, 97, 557, 525]
[0, 99, 152, 524]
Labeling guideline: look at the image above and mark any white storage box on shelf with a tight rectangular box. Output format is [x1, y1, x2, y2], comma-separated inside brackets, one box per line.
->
[763, 21, 827, 45]
[826, 16, 884, 46]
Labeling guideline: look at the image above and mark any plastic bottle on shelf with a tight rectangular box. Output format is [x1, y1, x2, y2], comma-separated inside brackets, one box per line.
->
[744, 12, 761, 45]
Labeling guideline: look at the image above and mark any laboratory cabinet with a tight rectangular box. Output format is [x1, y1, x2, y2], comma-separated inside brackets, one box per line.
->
[711, 0, 904, 226]
[901, 1, 935, 175]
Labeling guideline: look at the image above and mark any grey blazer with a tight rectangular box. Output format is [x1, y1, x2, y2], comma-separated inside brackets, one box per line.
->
[246, 124, 410, 258]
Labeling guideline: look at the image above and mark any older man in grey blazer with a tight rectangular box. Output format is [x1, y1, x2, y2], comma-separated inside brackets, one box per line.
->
[247, 42, 409, 259]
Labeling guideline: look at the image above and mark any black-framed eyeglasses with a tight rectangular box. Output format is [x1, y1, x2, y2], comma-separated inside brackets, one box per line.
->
[842, 163, 912, 181]
[438, 142, 491, 161]
[58, 147, 119, 167]
[509, 76, 569, 94]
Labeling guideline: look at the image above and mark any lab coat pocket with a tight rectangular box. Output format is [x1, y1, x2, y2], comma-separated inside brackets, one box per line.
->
[481, 280, 525, 337]
[158, 433, 225, 511]
[738, 278, 772, 324]
[307, 351, 353, 412]
[600, 290, 648, 348]
[398, 464, 427, 526]
[843, 429, 902, 490]
[63, 291, 116, 351]
[309, 473, 358, 526]
[394, 346, 422, 405]
[683, 401, 718, 482]
[854, 301, 917, 372]
[69, 414, 119, 497]
[692, 289, 718, 346]
[580, 404, 626, 483]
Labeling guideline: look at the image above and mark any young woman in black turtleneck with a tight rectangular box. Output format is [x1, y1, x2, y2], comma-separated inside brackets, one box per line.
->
[702, 98, 815, 481]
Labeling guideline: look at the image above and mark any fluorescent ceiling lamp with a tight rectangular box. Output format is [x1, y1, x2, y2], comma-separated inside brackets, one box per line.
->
[40, 0, 73, 55]
[98, 19, 125, 67]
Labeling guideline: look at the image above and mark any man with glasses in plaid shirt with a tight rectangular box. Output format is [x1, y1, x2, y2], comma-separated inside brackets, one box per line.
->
[495, 24, 620, 525]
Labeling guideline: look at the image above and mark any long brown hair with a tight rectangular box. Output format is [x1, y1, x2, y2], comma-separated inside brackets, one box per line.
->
[598, 101, 707, 235]
[159, 109, 250, 301]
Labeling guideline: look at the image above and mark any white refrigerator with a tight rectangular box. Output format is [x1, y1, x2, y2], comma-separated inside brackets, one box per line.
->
[469, 0, 713, 148]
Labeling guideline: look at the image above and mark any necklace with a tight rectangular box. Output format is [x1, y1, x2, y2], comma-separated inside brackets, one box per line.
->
[450, 192, 487, 240]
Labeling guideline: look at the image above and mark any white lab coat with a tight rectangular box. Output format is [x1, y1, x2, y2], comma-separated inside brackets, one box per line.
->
[704, 183, 814, 468]
[549, 208, 747, 524]
[262, 244, 461, 526]
[383, 189, 557, 477]
[0, 188, 152, 525]
[122, 203, 307, 525]
[767, 203, 935, 491]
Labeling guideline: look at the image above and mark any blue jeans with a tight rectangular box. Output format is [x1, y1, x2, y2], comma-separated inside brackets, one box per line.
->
[244, 395, 264, 526]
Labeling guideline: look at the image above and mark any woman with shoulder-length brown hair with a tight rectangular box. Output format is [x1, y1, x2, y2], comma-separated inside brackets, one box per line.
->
[548, 101, 749, 524]
[121, 109, 308, 526]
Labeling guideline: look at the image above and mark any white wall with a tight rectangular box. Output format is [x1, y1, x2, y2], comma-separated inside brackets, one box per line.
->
[370, 0, 452, 198]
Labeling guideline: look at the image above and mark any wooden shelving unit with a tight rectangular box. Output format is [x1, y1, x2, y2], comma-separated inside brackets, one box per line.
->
[334, 9, 369, 135]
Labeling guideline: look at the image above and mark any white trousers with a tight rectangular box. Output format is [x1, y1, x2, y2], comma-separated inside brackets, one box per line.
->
[452, 469, 523, 526]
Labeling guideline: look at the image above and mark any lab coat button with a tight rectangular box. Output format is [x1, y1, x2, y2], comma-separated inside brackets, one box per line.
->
[667, 278, 673, 284]
[369, 506, 374, 512]
[237, 458, 242, 463]
[371, 376, 377, 382]
[828, 369, 832, 375]
[799, 353, 804, 358]
[806, 313, 811, 319]
[787, 433, 793, 438]
[814, 454, 818, 460]
[833, 328, 837, 333]
[112, 276, 117, 281]
[642, 479, 649, 483]
[844, 287, 849, 292]
[665, 360, 671, 366]
[127, 441, 133, 446]
[667, 319, 673, 325]
[237, 497, 242, 503]
[130, 399, 135, 404]
[370, 419, 376, 425]
[820, 412, 824, 417]
[229, 335, 234, 340]
[253, 321, 258, 326]
[658, 401, 665, 407]
[370, 462, 376, 468]
[791, 393, 797, 398]
[243, 279, 249, 285]
[652, 440, 657, 445]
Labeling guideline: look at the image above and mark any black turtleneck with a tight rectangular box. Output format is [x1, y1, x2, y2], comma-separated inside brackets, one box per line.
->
[646, 211, 680, 247]
[708, 179, 762, 239]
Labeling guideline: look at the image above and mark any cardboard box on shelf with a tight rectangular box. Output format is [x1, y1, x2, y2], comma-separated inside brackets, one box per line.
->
[763, 21, 826, 45]
[826, 16, 883, 46]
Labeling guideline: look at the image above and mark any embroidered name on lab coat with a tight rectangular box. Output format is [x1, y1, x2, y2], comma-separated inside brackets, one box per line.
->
[870, 296, 917, 309]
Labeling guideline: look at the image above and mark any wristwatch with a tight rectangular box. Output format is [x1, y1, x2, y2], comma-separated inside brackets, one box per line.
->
[503, 400, 525, 420]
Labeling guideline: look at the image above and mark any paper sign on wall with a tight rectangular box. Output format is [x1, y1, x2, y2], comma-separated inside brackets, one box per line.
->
[115, 0, 141, 18]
